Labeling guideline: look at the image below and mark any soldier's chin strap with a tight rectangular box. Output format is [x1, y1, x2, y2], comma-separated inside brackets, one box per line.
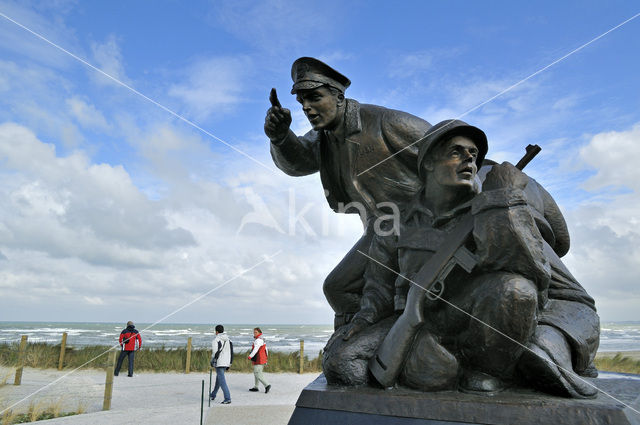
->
[369, 145, 540, 388]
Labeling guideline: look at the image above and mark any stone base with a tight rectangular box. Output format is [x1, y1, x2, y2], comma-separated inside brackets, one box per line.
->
[288, 374, 640, 425]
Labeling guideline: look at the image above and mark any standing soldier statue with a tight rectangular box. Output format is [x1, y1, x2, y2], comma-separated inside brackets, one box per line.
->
[265, 57, 432, 330]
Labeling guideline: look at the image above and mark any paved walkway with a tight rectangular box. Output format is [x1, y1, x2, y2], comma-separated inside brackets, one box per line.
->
[0, 367, 315, 425]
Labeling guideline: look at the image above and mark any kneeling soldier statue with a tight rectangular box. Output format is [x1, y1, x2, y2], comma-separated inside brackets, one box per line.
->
[322, 120, 598, 399]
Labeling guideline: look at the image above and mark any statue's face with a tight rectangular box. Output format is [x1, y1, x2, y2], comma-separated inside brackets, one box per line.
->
[426, 135, 479, 191]
[296, 86, 343, 131]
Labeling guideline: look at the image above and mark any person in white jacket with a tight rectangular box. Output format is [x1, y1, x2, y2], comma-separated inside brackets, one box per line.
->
[210, 324, 233, 404]
[248, 327, 271, 393]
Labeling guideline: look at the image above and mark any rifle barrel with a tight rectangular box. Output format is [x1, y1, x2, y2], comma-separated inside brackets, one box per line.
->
[515, 144, 541, 170]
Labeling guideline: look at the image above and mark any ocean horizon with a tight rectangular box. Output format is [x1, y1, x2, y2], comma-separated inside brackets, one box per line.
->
[1, 321, 639, 354]
[0, 321, 334, 354]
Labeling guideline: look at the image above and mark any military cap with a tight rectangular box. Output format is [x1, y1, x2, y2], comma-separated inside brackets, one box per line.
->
[417, 119, 488, 180]
[290, 57, 351, 94]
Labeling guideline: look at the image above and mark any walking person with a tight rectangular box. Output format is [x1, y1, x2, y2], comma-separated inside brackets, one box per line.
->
[210, 325, 233, 404]
[248, 327, 271, 393]
[114, 321, 142, 377]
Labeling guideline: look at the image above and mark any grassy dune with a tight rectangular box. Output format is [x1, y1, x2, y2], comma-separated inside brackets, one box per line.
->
[3, 342, 639, 375]
[0, 342, 322, 373]
[594, 353, 640, 375]
[1, 404, 82, 425]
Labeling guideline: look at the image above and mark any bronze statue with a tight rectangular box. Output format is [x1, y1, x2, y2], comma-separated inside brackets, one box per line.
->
[322, 120, 600, 399]
[265, 57, 431, 329]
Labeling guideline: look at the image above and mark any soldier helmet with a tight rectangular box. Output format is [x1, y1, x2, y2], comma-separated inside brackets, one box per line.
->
[417, 119, 488, 180]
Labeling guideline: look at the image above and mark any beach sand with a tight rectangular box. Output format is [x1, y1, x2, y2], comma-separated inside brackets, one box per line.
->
[0, 366, 316, 425]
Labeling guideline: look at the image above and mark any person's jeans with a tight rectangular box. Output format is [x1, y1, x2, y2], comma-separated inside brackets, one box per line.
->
[115, 350, 135, 376]
[211, 367, 231, 401]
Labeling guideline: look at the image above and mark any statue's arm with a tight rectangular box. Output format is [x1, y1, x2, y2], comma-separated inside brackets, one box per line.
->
[269, 129, 320, 176]
[537, 182, 570, 257]
[473, 165, 551, 294]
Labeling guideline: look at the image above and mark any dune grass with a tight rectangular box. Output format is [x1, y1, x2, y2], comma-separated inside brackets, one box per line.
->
[0, 404, 80, 424]
[0, 370, 11, 388]
[0, 342, 322, 373]
[3, 342, 640, 375]
[594, 353, 640, 375]
[0, 393, 85, 424]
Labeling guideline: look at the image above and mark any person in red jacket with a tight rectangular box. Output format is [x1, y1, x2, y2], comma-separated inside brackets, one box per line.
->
[248, 327, 271, 393]
[114, 321, 142, 377]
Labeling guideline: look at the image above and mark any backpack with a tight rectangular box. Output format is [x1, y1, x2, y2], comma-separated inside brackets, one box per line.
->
[211, 340, 234, 367]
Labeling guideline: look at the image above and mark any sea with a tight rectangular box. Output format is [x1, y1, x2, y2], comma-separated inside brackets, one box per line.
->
[0, 322, 334, 355]
[0, 321, 639, 355]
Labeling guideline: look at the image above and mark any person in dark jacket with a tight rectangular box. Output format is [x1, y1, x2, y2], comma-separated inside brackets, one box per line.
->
[114, 321, 142, 377]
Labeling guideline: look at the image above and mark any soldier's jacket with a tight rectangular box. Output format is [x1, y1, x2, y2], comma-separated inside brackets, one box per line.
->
[357, 183, 599, 375]
[270, 99, 431, 217]
[356, 187, 550, 326]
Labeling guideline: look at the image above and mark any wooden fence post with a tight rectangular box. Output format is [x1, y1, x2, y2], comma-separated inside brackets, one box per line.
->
[14, 335, 28, 385]
[299, 339, 304, 374]
[58, 332, 68, 370]
[102, 350, 117, 411]
[186, 337, 192, 374]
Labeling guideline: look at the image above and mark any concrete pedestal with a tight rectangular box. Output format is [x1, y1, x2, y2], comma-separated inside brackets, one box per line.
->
[288, 374, 640, 425]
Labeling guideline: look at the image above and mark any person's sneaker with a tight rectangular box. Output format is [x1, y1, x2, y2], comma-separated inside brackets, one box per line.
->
[265, 384, 271, 394]
[221, 400, 231, 404]
[209, 393, 215, 401]
[249, 387, 259, 392]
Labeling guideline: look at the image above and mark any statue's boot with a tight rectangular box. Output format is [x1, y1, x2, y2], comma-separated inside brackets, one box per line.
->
[518, 325, 597, 399]
[323, 316, 395, 386]
[399, 327, 458, 391]
[460, 370, 507, 395]
[581, 362, 599, 378]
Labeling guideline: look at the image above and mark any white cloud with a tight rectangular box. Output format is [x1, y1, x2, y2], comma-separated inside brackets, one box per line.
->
[211, 1, 338, 55]
[290, 108, 312, 136]
[66, 96, 110, 130]
[387, 48, 464, 79]
[579, 124, 640, 193]
[0, 1, 78, 69]
[168, 56, 251, 120]
[560, 124, 640, 320]
[0, 122, 195, 267]
[84, 296, 104, 305]
[90, 34, 130, 86]
[0, 120, 362, 323]
[0, 59, 86, 148]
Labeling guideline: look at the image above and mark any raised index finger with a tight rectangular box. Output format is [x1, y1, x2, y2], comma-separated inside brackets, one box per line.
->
[269, 88, 282, 108]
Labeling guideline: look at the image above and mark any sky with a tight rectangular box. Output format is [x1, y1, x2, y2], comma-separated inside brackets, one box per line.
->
[0, 0, 639, 324]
